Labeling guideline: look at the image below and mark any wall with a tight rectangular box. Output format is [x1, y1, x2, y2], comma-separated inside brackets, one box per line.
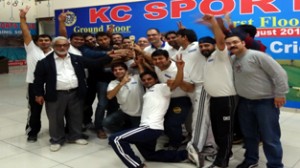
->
[52, 0, 145, 11]
[0, 0, 36, 23]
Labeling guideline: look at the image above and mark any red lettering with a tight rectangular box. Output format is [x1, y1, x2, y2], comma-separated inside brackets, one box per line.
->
[294, 0, 300, 11]
[110, 5, 132, 22]
[144, 2, 168, 20]
[171, 0, 197, 18]
[199, 0, 235, 15]
[241, 0, 280, 14]
[89, 7, 110, 23]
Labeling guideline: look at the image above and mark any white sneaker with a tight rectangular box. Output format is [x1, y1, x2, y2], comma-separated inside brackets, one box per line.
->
[75, 139, 88, 145]
[50, 144, 61, 152]
[187, 145, 201, 167]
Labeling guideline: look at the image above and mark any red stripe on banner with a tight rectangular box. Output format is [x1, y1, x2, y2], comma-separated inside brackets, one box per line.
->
[8, 60, 27, 66]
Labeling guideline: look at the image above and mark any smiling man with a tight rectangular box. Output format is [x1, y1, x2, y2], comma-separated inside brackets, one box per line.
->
[226, 31, 288, 168]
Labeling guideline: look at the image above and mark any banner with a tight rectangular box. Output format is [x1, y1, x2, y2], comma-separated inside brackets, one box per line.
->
[0, 22, 36, 65]
[55, 0, 300, 108]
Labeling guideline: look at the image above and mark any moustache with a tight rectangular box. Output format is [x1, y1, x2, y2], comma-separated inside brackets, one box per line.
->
[229, 46, 238, 50]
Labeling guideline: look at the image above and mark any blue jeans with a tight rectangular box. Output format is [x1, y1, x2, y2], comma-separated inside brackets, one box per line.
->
[94, 82, 109, 131]
[238, 97, 284, 168]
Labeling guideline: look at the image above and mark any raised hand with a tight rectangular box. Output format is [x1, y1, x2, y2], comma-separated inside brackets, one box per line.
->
[107, 24, 115, 34]
[134, 55, 144, 65]
[177, 21, 186, 30]
[120, 72, 131, 85]
[58, 9, 67, 22]
[19, 6, 30, 18]
[175, 54, 185, 70]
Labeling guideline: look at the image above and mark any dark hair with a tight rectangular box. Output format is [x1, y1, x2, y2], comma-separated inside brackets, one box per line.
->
[225, 30, 246, 41]
[151, 49, 169, 58]
[34, 34, 52, 42]
[198, 36, 216, 44]
[236, 24, 257, 38]
[83, 33, 94, 39]
[176, 29, 197, 43]
[140, 71, 158, 80]
[165, 31, 177, 39]
[111, 62, 128, 71]
[70, 33, 84, 40]
[112, 33, 124, 38]
[95, 32, 110, 39]
[147, 28, 160, 34]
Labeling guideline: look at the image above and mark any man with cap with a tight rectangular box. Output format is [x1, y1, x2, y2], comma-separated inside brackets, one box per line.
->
[199, 14, 238, 168]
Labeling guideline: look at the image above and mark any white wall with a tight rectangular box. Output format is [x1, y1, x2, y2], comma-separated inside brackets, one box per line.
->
[52, 0, 145, 11]
[0, 0, 36, 23]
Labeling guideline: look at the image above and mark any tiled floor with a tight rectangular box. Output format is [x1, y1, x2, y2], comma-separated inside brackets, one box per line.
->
[0, 66, 300, 168]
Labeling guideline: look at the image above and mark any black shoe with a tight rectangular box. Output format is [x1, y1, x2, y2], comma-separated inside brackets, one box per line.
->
[236, 161, 258, 168]
[27, 135, 37, 143]
[81, 133, 89, 139]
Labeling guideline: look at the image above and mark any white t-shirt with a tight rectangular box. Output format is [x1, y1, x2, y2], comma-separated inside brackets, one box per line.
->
[154, 61, 188, 98]
[173, 42, 206, 100]
[107, 75, 144, 117]
[173, 42, 206, 85]
[143, 41, 171, 55]
[140, 83, 171, 130]
[68, 45, 82, 56]
[25, 41, 53, 83]
[166, 47, 178, 58]
[203, 47, 236, 97]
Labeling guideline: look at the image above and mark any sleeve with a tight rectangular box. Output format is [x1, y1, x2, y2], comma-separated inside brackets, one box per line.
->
[79, 46, 108, 58]
[257, 53, 289, 97]
[161, 83, 172, 97]
[215, 46, 230, 61]
[33, 60, 46, 96]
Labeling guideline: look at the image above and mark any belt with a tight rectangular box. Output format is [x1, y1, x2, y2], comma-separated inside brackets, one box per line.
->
[57, 88, 78, 93]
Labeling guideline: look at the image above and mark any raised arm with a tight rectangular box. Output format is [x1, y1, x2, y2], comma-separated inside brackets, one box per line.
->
[58, 10, 68, 38]
[107, 72, 130, 100]
[19, 6, 32, 45]
[202, 14, 225, 50]
[168, 54, 184, 90]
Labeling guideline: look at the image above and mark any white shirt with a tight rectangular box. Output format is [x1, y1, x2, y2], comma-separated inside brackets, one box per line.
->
[166, 47, 179, 58]
[140, 83, 171, 130]
[203, 47, 236, 97]
[143, 41, 171, 55]
[173, 42, 206, 101]
[107, 75, 144, 116]
[54, 53, 78, 90]
[173, 42, 206, 85]
[25, 41, 53, 83]
[68, 45, 82, 56]
[154, 61, 188, 98]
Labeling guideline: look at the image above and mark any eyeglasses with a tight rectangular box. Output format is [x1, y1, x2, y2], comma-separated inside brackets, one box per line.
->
[225, 40, 241, 46]
[54, 44, 69, 48]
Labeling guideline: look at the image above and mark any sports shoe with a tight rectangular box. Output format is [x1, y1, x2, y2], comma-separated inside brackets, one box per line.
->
[205, 154, 216, 162]
[205, 153, 234, 162]
[74, 139, 88, 145]
[206, 164, 222, 168]
[27, 135, 37, 143]
[236, 161, 258, 168]
[50, 144, 61, 152]
[187, 145, 203, 167]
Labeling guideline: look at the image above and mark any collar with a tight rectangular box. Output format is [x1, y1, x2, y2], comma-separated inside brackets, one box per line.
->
[150, 41, 166, 49]
[54, 52, 70, 60]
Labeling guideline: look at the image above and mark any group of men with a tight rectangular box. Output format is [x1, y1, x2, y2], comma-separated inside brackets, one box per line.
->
[21, 5, 288, 168]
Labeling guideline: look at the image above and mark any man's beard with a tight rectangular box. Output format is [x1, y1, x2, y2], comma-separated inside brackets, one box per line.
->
[201, 50, 214, 58]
